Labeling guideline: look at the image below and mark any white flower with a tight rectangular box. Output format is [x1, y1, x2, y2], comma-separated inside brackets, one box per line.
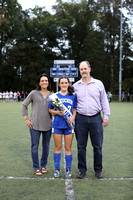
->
[50, 93, 64, 111]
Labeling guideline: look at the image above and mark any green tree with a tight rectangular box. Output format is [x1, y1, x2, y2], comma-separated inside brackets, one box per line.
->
[0, 4, 58, 91]
[53, 0, 110, 88]
[53, 0, 133, 93]
[53, 0, 95, 61]
[0, 0, 132, 93]
[0, 0, 23, 90]
[95, 0, 133, 93]
[12, 7, 59, 91]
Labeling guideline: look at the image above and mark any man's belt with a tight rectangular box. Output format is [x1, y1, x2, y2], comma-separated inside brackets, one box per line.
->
[77, 112, 100, 117]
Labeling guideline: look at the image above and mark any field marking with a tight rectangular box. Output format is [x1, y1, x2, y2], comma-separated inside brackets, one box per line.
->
[0, 176, 133, 181]
[63, 137, 75, 200]
[65, 179, 75, 200]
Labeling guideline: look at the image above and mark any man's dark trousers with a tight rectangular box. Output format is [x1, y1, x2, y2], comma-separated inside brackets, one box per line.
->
[75, 112, 103, 174]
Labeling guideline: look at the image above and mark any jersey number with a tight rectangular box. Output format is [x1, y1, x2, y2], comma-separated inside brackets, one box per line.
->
[68, 106, 71, 111]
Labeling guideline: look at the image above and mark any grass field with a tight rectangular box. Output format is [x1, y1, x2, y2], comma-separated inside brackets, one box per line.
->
[0, 102, 133, 200]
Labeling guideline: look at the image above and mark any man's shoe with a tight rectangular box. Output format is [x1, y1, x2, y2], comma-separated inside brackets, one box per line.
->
[95, 172, 104, 179]
[77, 172, 86, 179]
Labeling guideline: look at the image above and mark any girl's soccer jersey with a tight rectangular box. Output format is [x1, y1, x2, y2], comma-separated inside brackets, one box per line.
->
[49, 92, 77, 129]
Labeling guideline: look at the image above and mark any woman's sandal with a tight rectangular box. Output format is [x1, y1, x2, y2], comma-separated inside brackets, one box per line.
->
[41, 167, 48, 174]
[34, 169, 42, 176]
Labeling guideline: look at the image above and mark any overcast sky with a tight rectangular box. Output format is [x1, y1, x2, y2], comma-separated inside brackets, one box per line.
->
[18, 0, 57, 13]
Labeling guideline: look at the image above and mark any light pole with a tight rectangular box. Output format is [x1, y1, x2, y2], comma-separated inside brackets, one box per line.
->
[119, 0, 123, 102]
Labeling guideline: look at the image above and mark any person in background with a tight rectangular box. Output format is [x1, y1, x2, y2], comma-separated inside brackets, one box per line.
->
[109, 92, 112, 103]
[127, 92, 130, 102]
[5, 91, 9, 102]
[0, 91, 2, 102]
[24, 91, 28, 99]
[121, 92, 125, 102]
[17, 91, 21, 102]
[22, 73, 52, 176]
[2, 91, 6, 102]
[9, 90, 13, 102]
[49, 76, 77, 178]
[13, 91, 18, 102]
[73, 61, 110, 179]
[107, 91, 110, 103]
[21, 91, 24, 101]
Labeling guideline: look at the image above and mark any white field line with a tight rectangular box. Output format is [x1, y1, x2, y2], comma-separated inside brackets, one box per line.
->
[0, 176, 133, 181]
[63, 137, 75, 200]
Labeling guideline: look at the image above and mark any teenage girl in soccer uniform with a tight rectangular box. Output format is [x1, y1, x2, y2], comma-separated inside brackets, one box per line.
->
[49, 76, 77, 178]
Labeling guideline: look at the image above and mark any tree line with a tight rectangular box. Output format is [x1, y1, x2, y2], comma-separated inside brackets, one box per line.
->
[0, 0, 132, 93]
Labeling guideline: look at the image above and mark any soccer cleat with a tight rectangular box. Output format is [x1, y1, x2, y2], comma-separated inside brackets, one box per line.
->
[65, 171, 72, 178]
[54, 170, 60, 178]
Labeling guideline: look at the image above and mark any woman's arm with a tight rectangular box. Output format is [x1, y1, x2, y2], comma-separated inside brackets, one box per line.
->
[22, 91, 33, 116]
[22, 91, 34, 129]
[24, 115, 34, 129]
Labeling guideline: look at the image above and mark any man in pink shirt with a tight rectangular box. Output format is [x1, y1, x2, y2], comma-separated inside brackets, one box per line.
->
[73, 61, 110, 179]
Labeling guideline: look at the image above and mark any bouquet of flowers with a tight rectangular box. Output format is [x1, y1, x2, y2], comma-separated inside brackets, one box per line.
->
[50, 93, 74, 129]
